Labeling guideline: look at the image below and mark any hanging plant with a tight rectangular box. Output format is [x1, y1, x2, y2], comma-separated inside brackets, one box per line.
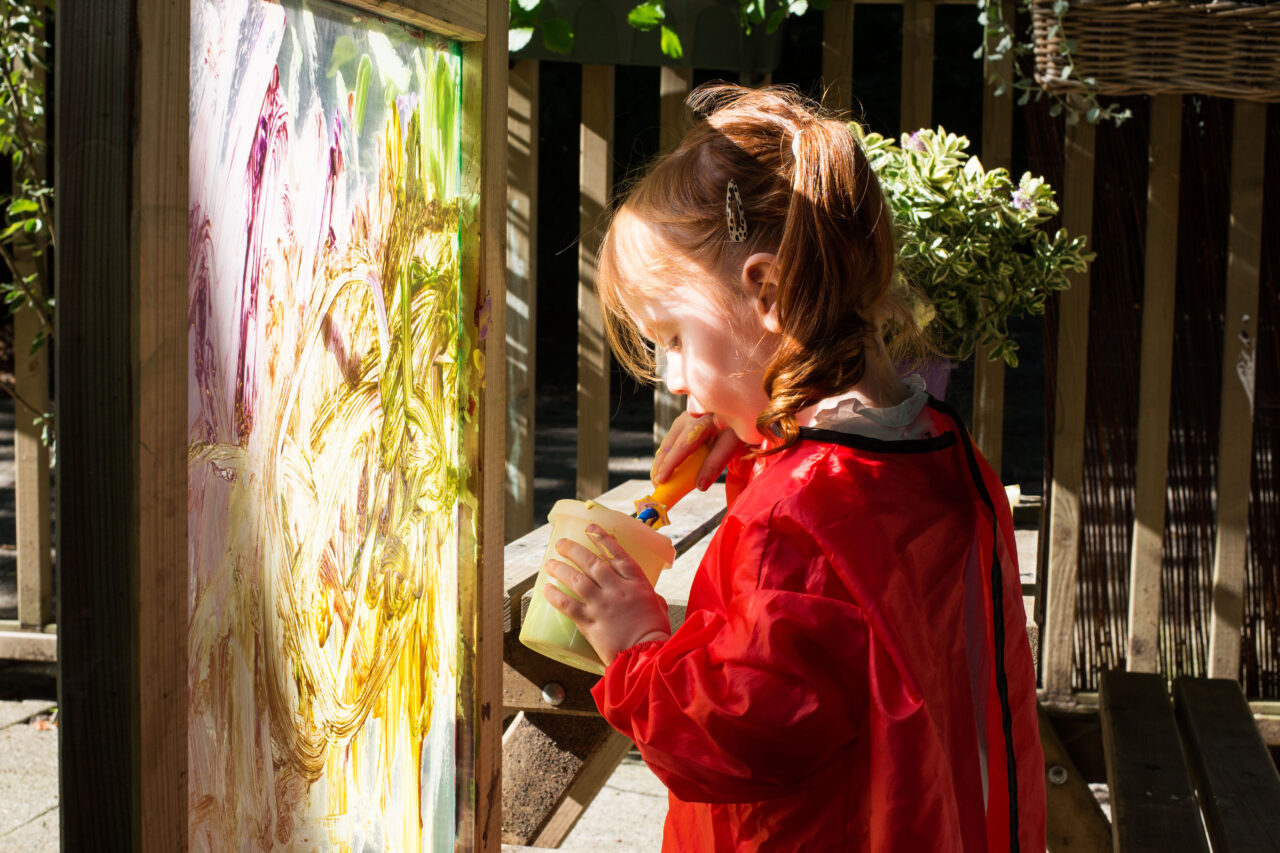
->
[976, 0, 1133, 126]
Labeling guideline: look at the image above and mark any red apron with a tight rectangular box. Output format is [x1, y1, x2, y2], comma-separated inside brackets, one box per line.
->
[593, 400, 1046, 852]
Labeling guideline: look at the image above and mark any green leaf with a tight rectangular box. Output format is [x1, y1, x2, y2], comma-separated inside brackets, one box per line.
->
[508, 27, 535, 52]
[659, 25, 683, 58]
[541, 18, 574, 53]
[766, 8, 786, 33]
[7, 198, 37, 215]
[627, 1, 664, 30]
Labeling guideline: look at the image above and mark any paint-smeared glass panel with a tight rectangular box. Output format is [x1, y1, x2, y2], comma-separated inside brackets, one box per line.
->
[189, 1, 471, 848]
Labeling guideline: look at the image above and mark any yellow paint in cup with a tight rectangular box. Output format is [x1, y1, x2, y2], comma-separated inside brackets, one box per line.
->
[519, 500, 676, 674]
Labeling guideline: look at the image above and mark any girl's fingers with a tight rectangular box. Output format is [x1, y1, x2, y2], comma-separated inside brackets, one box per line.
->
[653, 413, 716, 484]
[697, 428, 745, 490]
[544, 557, 597, 594]
[554, 538, 608, 581]
[555, 533, 639, 584]
[584, 527, 643, 581]
[542, 582, 585, 620]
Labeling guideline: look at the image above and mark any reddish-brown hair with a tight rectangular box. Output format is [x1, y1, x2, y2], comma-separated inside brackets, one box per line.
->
[597, 83, 912, 451]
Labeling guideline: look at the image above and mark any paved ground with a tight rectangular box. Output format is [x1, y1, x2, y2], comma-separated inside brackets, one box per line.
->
[0, 661, 58, 853]
[0, 397, 59, 852]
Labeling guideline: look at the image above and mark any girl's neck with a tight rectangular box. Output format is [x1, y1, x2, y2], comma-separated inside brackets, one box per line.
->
[795, 341, 912, 426]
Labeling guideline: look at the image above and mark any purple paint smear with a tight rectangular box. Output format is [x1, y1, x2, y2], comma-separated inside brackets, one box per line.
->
[235, 65, 289, 443]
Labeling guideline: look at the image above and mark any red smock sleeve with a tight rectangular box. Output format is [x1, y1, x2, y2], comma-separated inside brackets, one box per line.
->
[590, 504, 871, 804]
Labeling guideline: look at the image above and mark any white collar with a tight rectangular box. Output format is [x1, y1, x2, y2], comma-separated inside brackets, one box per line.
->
[801, 375, 932, 440]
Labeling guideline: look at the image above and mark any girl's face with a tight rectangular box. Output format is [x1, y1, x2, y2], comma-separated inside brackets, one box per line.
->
[627, 274, 778, 445]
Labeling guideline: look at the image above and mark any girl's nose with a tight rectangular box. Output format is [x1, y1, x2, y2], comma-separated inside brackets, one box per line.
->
[663, 349, 687, 396]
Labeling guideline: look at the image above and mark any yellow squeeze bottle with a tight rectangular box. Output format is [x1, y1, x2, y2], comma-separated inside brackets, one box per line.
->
[517, 443, 710, 674]
[633, 443, 710, 529]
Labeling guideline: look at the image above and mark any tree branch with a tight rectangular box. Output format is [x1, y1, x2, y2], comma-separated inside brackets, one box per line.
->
[0, 240, 53, 334]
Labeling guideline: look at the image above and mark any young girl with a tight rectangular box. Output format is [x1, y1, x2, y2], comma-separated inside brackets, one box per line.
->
[542, 84, 1045, 852]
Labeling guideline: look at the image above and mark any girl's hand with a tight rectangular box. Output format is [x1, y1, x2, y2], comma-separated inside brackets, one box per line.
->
[542, 525, 671, 665]
[652, 412, 744, 491]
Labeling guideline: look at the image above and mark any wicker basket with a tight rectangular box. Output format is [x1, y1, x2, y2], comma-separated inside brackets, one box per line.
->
[1032, 0, 1280, 101]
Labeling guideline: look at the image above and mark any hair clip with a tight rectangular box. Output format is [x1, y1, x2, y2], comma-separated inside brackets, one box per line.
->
[725, 179, 748, 242]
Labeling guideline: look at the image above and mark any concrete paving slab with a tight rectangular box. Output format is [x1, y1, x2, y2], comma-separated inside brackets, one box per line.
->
[0, 699, 53, 730]
[0, 801, 57, 853]
[0, 710, 59, 848]
[561, 750, 666, 853]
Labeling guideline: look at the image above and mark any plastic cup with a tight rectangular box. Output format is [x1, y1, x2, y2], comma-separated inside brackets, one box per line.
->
[519, 499, 676, 674]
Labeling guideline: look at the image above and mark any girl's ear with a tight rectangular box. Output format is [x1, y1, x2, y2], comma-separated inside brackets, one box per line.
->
[741, 252, 781, 333]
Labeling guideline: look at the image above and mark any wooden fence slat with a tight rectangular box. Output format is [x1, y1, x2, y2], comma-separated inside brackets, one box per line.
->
[972, 0, 1013, 477]
[1127, 94, 1182, 674]
[14, 304, 50, 631]
[899, 0, 934, 133]
[1208, 99, 1266, 680]
[822, 0, 855, 114]
[1043, 118, 1097, 697]
[578, 65, 614, 500]
[653, 67, 691, 449]
[11, 47, 52, 634]
[507, 59, 539, 541]
[659, 65, 692, 154]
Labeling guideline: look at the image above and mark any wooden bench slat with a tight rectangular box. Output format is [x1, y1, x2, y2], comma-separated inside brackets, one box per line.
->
[1174, 676, 1280, 852]
[1099, 670, 1209, 853]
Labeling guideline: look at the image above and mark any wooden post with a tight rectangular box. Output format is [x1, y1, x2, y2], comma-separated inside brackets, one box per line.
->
[578, 65, 614, 499]
[972, 0, 1014, 476]
[1207, 100, 1266, 680]
[1126, 95, 1182, 674]
[821, 0, 855, 114]
[475, 0, 509, 845]
[507, 59, 539, 541]
[57, 1, 188, 847]
[653, 66, 691, 448]
[1042, 118, 1096, 698]
[900, 0, 935, 133]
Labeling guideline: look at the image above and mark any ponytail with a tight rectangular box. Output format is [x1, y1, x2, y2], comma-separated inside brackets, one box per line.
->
[755, 99, 900, 451]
